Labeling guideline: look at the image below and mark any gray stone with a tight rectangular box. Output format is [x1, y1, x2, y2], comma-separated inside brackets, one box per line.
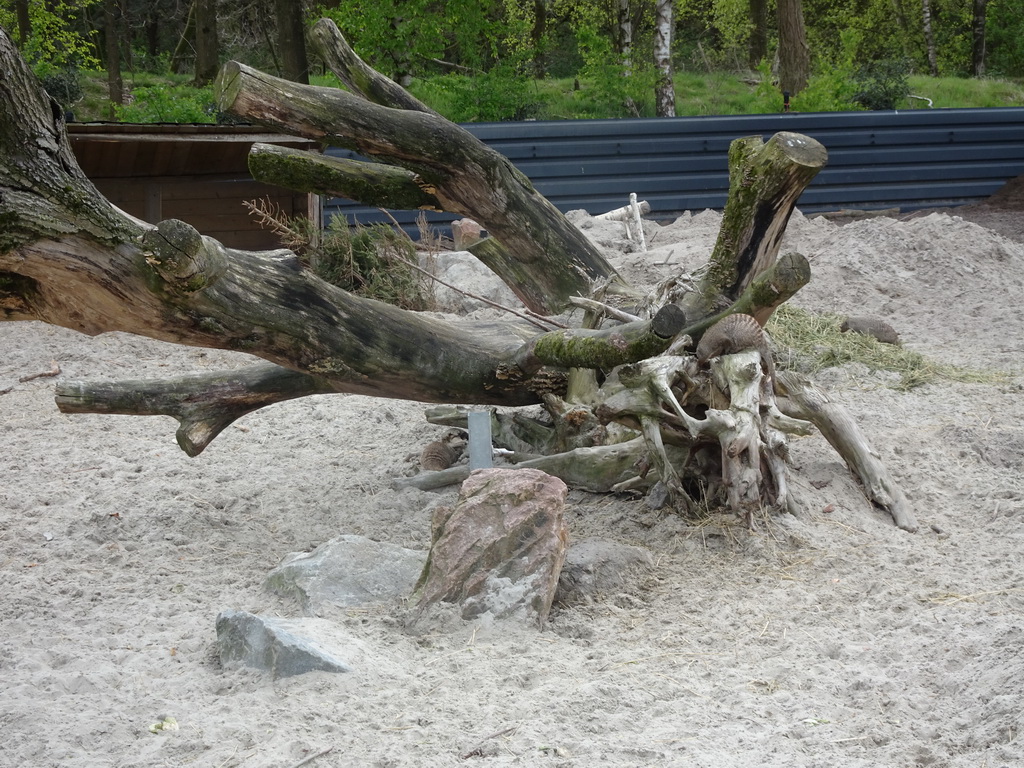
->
[556, 538, 655, 606]
[427, 251, 524, 314]
[265, 534, 427, 615]
[412, 468, 568, 627]
[215, 610, 353, 679]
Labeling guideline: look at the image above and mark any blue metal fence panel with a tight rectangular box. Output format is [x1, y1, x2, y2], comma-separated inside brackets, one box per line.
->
[323, 107, 1024, 234]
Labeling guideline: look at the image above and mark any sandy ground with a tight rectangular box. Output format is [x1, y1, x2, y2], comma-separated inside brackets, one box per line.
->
[2, 184, 1023, 768]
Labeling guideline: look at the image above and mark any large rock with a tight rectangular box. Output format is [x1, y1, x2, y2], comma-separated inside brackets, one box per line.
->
[412, 468, 569, 627]
[264, 535, 427, 615]
[215, 610, 354, 679]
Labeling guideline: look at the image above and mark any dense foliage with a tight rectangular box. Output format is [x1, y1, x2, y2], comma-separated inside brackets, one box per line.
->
[1, 0, 1021, 122]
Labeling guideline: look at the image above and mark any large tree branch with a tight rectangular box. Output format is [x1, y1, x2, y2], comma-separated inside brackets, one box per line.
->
[309, 17, 442, 117]
[776, 371, 918, 532]
[55, 363, 335, 457]
[214, 20, 627, 314]
[0, 29, 558, 413]
[248, 143, 443, 211]
[683, 132, 826, 319]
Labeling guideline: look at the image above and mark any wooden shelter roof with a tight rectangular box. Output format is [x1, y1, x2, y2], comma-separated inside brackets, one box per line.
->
[68, 123, 317, 179]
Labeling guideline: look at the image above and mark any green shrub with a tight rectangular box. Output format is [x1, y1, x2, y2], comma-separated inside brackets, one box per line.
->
[38, 67, 83, 111]
[790, 30, 863, 112]
[113, 84, 216, 123]
[245, 198, 435, 311]
[854, 59, 911, 110]
[409, 65, 541, 122]
[311, 217, 434, 310]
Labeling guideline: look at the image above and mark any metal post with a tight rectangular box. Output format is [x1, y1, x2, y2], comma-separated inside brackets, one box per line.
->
[467, 411, 493, 470]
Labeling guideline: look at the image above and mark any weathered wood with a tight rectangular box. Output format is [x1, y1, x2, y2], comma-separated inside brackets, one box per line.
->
[393, 439, 651, 494]
[310, 18, 441, 116]
[678, 250, 810, 372]
[683, 133, 826, 319]
[515, 304, 686, 375]
[55, 363, 336, 457]
[0, 26, 917, 536]
[215, 23, 627, 314]
[248, 143, 442, 212]
[776, 371, 918, 532]
[0, 28, 583, 413]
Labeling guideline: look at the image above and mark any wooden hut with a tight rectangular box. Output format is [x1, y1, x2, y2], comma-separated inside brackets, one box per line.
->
[68, 123, 319, 250]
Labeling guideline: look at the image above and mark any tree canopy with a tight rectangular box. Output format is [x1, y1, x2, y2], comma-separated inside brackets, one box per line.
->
[0, 0, 1018, 120]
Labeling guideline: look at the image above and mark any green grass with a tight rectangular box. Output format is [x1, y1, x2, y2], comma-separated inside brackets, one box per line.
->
[74, 70, 214, 122]
[69, 68, 1024, 123]
[905, 75, 1024, 108]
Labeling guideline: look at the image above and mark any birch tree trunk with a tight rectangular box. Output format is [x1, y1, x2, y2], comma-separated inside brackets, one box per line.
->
[922, 0, 939, 77]
[618, 0, 633, 74]
[654, 0, 675, 117]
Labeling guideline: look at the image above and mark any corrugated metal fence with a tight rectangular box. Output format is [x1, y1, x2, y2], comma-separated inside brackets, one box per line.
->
[324, 107, 1024, 232]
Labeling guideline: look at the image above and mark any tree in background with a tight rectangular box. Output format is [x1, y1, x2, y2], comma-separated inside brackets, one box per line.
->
[0, 0, 99, 71]
[275, 0, 309, 83]
[103, 0, 123, 106]
[194, 0, 220, 85]
[922, 0, 939, 75]
[971, 0, 987, 76]
[986, 0, 1024, 76]
[654, 0, 674, 115]
[777, 0, 809, 94]
[748, 0, 769, 68]
[617, 0, 633, 73]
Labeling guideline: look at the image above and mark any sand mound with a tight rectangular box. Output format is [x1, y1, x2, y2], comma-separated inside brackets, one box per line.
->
[2, 203, 1023, 767]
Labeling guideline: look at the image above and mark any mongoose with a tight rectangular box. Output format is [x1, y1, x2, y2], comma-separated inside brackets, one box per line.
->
[419, 429, 468, 471]
[696, 313, 775, 384]
[840, 315, 901, 345]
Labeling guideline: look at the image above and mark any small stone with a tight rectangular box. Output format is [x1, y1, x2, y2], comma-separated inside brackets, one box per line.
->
[265, 535, 427, 615]
[215, 610, 353, 679]
[556, 538, 654, 606]
[451, 218, 484, 250]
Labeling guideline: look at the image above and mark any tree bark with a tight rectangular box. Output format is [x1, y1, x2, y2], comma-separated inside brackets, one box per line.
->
[220, 19, 627, 315]
[103, 0, 124, 106]
[682, 132, 827, 321]
[194, 0, 220, 86]
[274, 0, 309, 84]
[748, 0, 768, 68]
[14, 0, 31, 45]
[618, 0, 633, 74]
[776, 371, 918, 532]
[971, 0, 988, 77]
[171, 0, 196, 75]
[531, 0, 549, 78]
[922, 0, 939, 77]
[654, 0, 675, 117]
[777, 0, 810, 96]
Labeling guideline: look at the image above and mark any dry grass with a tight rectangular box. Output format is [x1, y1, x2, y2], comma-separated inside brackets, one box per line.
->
[767, 305, 1011, 390]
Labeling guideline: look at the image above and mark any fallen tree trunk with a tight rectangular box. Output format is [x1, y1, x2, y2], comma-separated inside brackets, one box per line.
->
[221, 18, 628, 315]
[0, 23, 916, 531]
